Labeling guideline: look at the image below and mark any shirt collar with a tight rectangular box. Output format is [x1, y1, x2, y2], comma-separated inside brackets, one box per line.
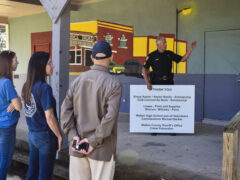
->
[157, 50, 165, 54]
[91, 64, 109, 73]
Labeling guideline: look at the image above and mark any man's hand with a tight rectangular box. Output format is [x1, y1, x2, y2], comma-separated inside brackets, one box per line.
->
[78, 138, 94, 155]
[147, 82, 152, 91]
[7, 103, 15, 112]
[71, 136, 81, 152]
[181, 41, 197, 62]
[190, 41, 197, 50]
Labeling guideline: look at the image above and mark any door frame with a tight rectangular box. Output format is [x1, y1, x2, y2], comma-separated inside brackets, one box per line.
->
[203, 28, 240, 120]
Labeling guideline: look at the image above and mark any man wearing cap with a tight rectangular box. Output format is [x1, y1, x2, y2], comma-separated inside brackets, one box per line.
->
[61, 41, 122, 180]
[142, 36, 197, 90]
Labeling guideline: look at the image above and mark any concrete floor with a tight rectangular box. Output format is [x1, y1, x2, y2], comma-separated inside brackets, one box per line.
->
[116, 113, 223, 180]
[13, 112, 223, 180]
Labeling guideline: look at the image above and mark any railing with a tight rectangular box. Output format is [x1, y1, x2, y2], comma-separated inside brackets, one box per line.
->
[222, 111, 240, 180]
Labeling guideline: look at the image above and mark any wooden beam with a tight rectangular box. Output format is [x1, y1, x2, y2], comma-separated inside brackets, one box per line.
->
[224, 111, 240, 133]
[71, 4, 80, 11]
[39, 0, 71, 125]
[8, 0, 83, 11]
[7, 0, 41, 5]
[51, 4, 70, 118]
[222, 130, 238, 180]
[0, 17, 8, 24]
[71, 0, 104, 5]
[238, 129, 240, 180]
[40, 0, 71, 23]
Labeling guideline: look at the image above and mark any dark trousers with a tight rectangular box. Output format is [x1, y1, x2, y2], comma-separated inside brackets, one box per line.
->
[0, 124, 16, 180]
[26, 131, 57, 180]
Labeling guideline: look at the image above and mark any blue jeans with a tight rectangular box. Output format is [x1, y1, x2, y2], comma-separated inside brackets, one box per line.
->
[26, 131, 57, 180]
[0, 124, 16, 180]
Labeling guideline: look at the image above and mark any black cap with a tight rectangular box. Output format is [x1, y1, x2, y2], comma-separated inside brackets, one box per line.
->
[92, 41, 112, 60]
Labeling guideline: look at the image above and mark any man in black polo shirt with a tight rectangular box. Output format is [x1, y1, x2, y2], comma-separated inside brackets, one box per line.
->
[142, 36, 197, 90]
[142, 36, 196, 136]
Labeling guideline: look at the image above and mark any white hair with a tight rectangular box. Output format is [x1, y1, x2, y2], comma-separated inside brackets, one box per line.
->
[156, 36, 166, 45]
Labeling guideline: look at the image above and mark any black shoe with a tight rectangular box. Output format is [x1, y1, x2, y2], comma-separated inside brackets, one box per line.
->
[151, 133, 157, 136]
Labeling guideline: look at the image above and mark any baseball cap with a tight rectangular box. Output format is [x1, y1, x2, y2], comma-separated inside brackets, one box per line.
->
[92, 41, 112, 60]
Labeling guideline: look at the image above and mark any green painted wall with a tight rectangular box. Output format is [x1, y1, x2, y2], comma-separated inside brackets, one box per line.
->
[9, 0, 240, 74]
[9, 13, 52, 74]
[9, 0, 177, 74]
[176, 0, 240, 73]
[70, 0, 176, 36]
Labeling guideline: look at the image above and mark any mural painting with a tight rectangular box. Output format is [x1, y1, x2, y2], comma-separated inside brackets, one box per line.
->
[69, 20, 133, 75]
[69, 20, 188, 77]
[31, 20, 188, 77]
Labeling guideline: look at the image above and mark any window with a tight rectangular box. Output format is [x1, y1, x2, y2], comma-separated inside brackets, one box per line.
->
[118, 34, 127, 48]
[78, 35, 82, 40]
[69, 47, 82, 65]
[69, 51, 75, 64]
[85, 49, 93, 66]
[0, 24, 8, 51]
[104, 33, 113, 45]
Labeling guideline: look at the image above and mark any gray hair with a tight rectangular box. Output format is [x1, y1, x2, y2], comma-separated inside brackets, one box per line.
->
[156, 36, 166, 45]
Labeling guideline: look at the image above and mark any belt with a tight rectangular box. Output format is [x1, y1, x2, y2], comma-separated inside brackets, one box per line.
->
[156, 75, 172, 81]
[149, 73, 173, 82]
[162, 75, 168, 80]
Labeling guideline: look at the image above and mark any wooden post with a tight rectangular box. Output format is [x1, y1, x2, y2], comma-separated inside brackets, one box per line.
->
[51, 4, 70, 117]
[238, 128, 240, 180]
[39, 0, 71, 149]
[222, 130, 238, 180]
[39, 0, 71, 117]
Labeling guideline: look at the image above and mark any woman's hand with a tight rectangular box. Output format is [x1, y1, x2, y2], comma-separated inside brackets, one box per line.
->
[57, 135, 63, 152]
[45, 108, 63, 152]
[7, 103, 15, 112]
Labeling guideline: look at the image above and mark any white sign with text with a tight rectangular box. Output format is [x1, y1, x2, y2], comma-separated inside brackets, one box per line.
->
[130, 85, 195, 133]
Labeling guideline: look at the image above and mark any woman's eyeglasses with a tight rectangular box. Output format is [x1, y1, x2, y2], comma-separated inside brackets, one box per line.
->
[47, 61, 53, 65]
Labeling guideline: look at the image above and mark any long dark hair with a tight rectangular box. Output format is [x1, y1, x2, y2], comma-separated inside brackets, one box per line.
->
[0, 50, 16, 82]
[22, 52, 50, 104]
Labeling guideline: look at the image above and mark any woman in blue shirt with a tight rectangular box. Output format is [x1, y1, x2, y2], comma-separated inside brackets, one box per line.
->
[0, 50, 22, 180]
[22, 52, 62, 180]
